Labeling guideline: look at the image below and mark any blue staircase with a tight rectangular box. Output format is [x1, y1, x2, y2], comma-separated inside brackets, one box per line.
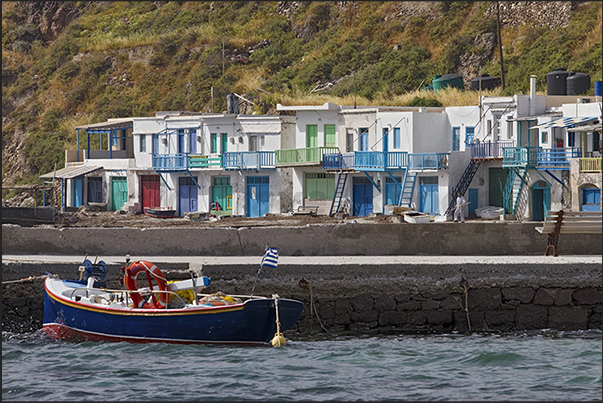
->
[329, 173, 348, 217]
[444, 160, 482, 217]
[398, 169, 417, 208]
[503, 167, 527, 215]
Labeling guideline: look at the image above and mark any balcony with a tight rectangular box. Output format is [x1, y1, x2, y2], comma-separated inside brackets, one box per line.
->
[580, 157, 603, 173]
[502, 147, 539, 168]
[323, 153, 355, 170]
[408, 153, 449, 170]
[222, 151, 274, 170]
[471, 140, 514, 160]
[188, 155, 223, 169]
[537, 148, 581, 170]
[153, 154, 188, 171]
[275, 147, 340, 166]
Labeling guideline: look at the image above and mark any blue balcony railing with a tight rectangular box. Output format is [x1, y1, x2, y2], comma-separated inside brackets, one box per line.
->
[323, 153, 355, 170]
[408, 153, 449, 170]
[153, 154, 188, 171]
[537, 148, 581, 170]
[471, 140, 514, 159]
[222, 151, 274, 170]
[502, 147, 539, 168]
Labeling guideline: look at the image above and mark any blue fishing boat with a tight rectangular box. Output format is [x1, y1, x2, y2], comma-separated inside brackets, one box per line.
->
[143, 206, 177, 218]
[42, 249, 303, 346]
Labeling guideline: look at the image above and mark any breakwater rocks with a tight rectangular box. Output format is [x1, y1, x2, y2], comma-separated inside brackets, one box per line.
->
[2, 257, 601, 336]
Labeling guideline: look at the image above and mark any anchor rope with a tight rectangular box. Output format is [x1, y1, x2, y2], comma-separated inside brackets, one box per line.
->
[2, 274, 47, 285]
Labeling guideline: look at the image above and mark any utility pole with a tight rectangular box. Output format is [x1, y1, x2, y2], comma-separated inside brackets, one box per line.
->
[222, 35, 225, 90]
[496, 1, 505, 90]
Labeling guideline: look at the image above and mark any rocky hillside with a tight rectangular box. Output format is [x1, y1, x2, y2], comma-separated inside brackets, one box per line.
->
[2, 1, 601, 206]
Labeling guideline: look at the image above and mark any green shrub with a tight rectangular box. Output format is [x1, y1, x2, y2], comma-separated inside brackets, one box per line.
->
[405, 96, 443, 107]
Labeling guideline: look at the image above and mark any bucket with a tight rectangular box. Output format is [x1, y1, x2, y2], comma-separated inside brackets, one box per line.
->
[595, 81, 602, 97]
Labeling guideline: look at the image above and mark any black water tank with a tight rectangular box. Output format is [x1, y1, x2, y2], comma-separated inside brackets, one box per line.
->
[470, 74, 500, 91]
[547, 68, 570, 95]
[566, 72, 590, 95]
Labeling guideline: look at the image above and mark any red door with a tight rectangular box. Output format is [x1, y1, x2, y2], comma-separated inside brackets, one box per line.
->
[141, 175, 160, 209]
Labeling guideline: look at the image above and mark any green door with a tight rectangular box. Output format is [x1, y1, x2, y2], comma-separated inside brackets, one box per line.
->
[111, 177, 128, 211]
[488, 168, 508, 208]
[212, 176, 232, 212]
[306, 124, 318, 148]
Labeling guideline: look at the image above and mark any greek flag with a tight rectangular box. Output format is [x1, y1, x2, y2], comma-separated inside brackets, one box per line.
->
[261, 247, 279, 269]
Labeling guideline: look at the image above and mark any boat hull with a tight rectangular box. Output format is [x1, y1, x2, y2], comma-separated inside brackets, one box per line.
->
[42, 278, 304, 346]
[144, 207, 176, 218]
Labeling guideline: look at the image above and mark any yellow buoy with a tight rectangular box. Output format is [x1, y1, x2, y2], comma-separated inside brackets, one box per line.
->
[271, 332, 286, 347]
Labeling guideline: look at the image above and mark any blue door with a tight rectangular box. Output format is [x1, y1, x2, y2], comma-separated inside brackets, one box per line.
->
[73, 178, 84, 207]
[178, 130, 186, 154]
[247, 176, 269, 217]
[385, 177, 402, 206]
[465, 126, 475, 148]
[353, 177, 373, 216]
[468, 188, 478, 214]
[359, 128, 369, 151]
[419, 176, 438, 214]
[178, 176, 198, 216]
[582, 187, 601, 211]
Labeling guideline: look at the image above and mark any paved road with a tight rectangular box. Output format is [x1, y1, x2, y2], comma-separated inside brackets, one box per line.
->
[3, 254, 601, 266]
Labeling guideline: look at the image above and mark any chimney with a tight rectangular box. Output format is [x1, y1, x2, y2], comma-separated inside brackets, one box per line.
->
[529, 75, 537, 116]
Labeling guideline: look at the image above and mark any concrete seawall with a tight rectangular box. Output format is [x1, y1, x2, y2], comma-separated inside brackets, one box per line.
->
[3, 222, 602, 256]
[2, 255, 601, 336]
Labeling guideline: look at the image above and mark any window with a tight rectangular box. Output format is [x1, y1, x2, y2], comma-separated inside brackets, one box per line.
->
[541, 131, 548, 144]
[306, 124, 318, 148]
[249, 135, 258, 151]
[464, 127, 475, 147]
[221, 133, 227, 153]
[394, 127, 400, 149]
[568, 131, 576, 147]
[211, 133, 218, 153]
[382, 128, 389, 152]
[506, 115, 513, 139]
[324, 124, 336, 147]
[452, 127, 460, 151]
[492, 114, 501, 141]
[346, 129, 354, 152]
[140, 134, 146, 152]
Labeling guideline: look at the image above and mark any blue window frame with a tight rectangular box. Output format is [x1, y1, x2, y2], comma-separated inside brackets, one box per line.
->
[382, 128, 389, 152]
[394, 127, 400, 149]
[189, 129, 197, 154]
[452, 127, 460, 151]
[359, 128, 369, 151]
[465, 126, 475, 147]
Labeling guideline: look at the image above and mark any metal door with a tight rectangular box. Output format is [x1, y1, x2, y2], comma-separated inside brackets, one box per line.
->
[247, 176, 269, 217]
[178, 176, 198, 216]
[111, 177, 128, 211]
[353, 177, 373, 216]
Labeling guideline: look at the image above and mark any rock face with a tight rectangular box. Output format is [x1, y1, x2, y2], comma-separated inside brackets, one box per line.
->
[21, 1, 83, 41]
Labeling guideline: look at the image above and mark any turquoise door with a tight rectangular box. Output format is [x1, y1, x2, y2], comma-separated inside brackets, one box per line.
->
[468, 188, 478, 214]
[247, 176, 269, 217]
[419, 176, 438, 214]
[385, 177, 402, 206]
[111, 177, 128, 211]
[531, 181, 550, 221]
[73, 178, 84, 207]
[582, 188, 601, 211]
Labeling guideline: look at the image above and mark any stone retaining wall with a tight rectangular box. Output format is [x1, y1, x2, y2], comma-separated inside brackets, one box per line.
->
[3, 261, 601, 336]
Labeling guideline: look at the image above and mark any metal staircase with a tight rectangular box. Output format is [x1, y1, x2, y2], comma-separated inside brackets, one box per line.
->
[329, 173, 348, 217]
[503, 167, 528, 215]
[397, 169, 417, 208]
[444, 160, 482, 216]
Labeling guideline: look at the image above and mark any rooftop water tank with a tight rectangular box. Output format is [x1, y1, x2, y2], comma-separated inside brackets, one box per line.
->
[432, 74, 464, 92]
[595, 81, 603, 97]
[546, 68, 570, 95]
[470, 74, 500, 91]
[566, 72, 590, 95]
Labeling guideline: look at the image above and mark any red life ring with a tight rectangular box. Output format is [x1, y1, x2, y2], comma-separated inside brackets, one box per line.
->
[124, 260, 169, 309]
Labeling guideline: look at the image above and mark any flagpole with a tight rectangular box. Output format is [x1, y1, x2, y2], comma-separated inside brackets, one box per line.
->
[250, 246, 279, 297]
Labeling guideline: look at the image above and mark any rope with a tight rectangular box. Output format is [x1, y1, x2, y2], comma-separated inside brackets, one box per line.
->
[460, 277, 471, 332]
[299, 277, 328, 333]
[2, 274, 47, 285]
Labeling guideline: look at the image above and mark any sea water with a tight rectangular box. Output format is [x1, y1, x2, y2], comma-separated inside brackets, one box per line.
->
[2, 330, 601, 401]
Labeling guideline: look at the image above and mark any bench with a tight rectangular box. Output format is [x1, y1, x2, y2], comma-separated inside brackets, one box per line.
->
[535, 210, 602, 256]
[292, 205, 319, 216]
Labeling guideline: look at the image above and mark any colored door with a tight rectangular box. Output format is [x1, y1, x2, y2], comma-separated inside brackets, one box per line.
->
[247, 176, 269, 217]
[468, 188, 478, 214]
[212, 177, 232, 211]
[178, 130, 186, 154]
[353, 177, 373, 216]
[385, 177, 402, 205]
[179, 176, 198, 216]
[306, 125, 318, 148]
[87, 177, 103, 203]
[582, 188, 601, 211]
[141, 175, 160, 209]
[419, 176, 438, 214]
[465, 126, 475, 148]
[359, 128, 369, 151]
[531, 181, 551, 221]
[73, 177, 84, 207]
[111, 177, 128, 211]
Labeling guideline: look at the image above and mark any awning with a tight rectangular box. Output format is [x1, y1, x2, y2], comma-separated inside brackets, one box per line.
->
[75, 118, 133, 131]
[567, 122, 602, 132]
[508, 113, 562, 122]
[39, 165, 102, 180]
[529, 116, 599, 130]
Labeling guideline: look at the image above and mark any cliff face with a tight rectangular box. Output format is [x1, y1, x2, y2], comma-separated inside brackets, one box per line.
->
[1, 1, 599, 204]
